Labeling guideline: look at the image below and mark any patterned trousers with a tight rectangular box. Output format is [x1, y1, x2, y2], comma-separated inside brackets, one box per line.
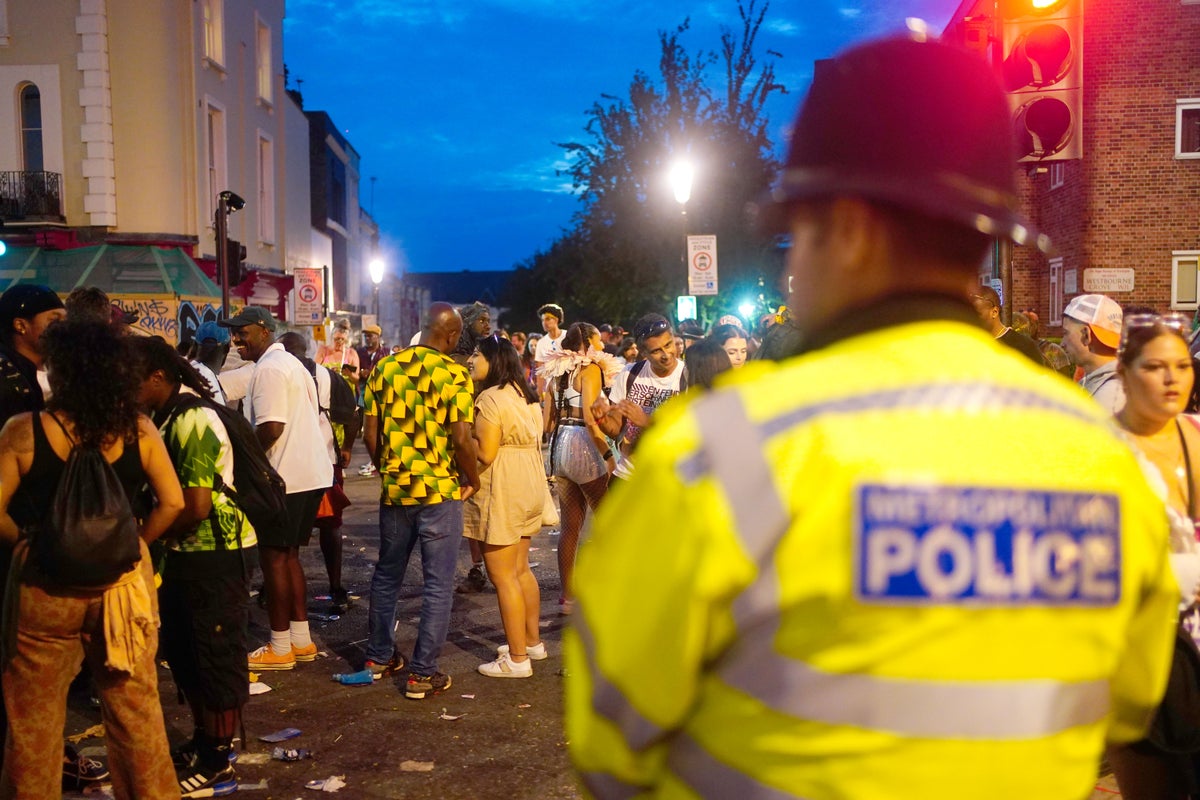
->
[0, 546, 179, 799]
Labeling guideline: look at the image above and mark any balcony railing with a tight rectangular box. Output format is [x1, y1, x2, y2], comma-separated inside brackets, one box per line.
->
[0, 171, 65, 222]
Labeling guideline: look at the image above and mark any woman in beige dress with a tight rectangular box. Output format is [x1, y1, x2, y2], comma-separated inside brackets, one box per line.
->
[465, 335, 546, 678]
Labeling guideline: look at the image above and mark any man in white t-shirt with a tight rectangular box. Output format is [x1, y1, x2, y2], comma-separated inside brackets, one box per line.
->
[594, 313, 687, 482]
[534, 303, 567, 435]
[533, 303, 566, 365]
[220, 306, 333, 672]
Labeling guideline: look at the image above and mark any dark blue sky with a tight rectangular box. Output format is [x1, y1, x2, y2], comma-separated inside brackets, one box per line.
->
[283, 1, 961, 275]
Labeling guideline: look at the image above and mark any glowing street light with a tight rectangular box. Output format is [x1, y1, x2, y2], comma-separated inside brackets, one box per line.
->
[669, 160, 694, 206]
[369, 258, 385, 320]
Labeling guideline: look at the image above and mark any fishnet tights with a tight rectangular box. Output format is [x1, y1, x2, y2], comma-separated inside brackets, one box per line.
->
[556, 473, 609, 602]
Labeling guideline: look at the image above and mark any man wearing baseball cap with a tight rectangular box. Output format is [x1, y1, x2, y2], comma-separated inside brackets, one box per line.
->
[1061, 293, 1125, 414]
[0, 284, 65, 422]
[566, 34, 1175, 800]
[219, 306, 332, 671]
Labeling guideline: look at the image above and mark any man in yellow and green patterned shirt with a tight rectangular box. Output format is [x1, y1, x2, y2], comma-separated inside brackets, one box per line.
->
[362, 301, 480, 699]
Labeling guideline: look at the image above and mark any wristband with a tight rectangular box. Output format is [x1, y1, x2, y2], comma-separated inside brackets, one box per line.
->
[601, 449, 613, 460]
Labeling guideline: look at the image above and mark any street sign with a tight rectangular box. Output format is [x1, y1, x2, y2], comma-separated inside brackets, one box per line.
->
[687, 235, 718, 296]
[294, 268, 324, 324]
[1083, 268, 1135, 293]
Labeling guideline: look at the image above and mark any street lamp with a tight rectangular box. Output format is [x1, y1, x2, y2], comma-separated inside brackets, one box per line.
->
[369, 257, 385, 322]
[669, 160, 694, 301]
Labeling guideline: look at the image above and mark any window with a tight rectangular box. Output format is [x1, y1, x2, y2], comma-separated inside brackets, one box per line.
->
[1048, 258, 1063, 326]
[257, 132, 275, 243]
[205, 100, 227, 223]
[256, 18, 272, 103]
[19, 83, 43, 171]
[1049, 161, 1064, 189]
[202, 0, 224, 66]
[1177, 100, 1200, 158]
[1172, 251, 1200, 310]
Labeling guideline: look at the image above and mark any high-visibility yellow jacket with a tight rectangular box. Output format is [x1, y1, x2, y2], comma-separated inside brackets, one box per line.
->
[566, 313, 1177, 800]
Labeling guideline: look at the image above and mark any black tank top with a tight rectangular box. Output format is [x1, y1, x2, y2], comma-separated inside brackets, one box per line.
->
[9, 413, 146, 532]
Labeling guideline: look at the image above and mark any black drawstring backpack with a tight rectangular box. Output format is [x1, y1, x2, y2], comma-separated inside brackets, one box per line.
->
[35, 413, 140, 586]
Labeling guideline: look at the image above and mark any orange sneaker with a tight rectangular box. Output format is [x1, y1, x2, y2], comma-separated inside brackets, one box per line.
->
[292, 642, 318, 662]
[248, 645, 295, 671]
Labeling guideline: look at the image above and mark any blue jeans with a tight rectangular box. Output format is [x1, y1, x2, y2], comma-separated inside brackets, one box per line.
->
[367, 501, 463, 676]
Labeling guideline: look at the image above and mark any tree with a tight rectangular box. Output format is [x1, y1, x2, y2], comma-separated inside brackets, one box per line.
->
[500, 0, 787, 332]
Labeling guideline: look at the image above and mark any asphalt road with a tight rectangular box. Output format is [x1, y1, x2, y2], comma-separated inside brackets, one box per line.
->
[65, 443, 582, 799]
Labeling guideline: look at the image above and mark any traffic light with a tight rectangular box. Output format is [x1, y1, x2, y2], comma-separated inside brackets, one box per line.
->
[226, 239, 247, 286]
[1000, 0, 1082, 162]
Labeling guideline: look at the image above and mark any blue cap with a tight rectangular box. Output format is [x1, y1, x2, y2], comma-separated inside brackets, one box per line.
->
[195, 320, 231, 344]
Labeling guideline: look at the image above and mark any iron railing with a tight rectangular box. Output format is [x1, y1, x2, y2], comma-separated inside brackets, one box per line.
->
[0, 171, 64, 221]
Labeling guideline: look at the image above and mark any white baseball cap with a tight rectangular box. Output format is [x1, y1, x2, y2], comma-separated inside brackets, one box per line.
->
[1063, 294, 1123, 349]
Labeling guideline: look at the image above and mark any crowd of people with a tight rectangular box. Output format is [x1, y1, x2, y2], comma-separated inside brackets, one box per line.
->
[4, 31, 1200, 800]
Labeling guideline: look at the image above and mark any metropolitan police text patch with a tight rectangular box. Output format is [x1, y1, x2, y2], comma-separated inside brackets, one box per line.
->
[855, 485, 1121, 605]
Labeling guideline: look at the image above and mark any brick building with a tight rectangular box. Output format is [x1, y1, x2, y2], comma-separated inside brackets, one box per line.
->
[944, 0, 1200, 331]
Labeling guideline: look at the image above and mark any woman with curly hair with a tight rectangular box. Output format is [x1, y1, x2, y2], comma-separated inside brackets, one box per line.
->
[0, 318, 184, 799]
[540, 322, 621, 613]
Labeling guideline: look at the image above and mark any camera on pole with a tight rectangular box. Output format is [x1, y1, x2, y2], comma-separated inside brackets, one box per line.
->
[214, 190, 246, 317]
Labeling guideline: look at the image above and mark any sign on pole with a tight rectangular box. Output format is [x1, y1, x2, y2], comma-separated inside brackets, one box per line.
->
[687, 235, 718, 296]
[294, 268, 324, 324]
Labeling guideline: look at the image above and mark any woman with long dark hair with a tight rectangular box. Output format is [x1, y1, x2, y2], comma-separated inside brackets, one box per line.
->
[539, 322, 620, 614]
[0, 318, 183, 798]
[464, 335, 546, 677]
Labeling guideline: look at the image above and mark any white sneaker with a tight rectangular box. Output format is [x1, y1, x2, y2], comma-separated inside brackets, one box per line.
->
[357, 463, 376, 476]
[478, 652, 533, 678]
[498, 641, 547, 661]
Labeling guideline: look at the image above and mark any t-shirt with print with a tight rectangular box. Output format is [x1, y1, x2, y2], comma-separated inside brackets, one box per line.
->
[607, 359, 686, 480]
[364, 345, 474, 506]
[158, 389, 257, 553]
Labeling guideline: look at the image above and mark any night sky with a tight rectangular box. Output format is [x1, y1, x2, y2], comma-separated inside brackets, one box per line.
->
[283, 0, 962, 276]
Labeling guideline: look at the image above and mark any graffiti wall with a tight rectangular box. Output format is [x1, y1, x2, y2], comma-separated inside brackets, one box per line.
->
[113, 295, 221, 345]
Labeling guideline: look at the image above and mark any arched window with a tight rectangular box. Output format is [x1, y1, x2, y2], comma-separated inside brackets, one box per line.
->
[20, 83, 43, 172]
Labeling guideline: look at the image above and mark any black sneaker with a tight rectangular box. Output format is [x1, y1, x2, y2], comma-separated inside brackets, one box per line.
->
[405, 671, 452, 700]
[456, 566, 486, 594]
[63, 743, 108, 788]
[178, 762, 237, 798]
[330, 588, 351, 613]
[172, 740, 237, 769]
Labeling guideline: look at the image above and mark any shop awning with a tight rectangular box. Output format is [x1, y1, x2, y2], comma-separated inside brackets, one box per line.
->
[0, 244, 220, 297]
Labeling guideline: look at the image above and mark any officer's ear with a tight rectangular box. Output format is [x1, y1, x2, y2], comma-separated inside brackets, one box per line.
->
[826, 197, 876, 276]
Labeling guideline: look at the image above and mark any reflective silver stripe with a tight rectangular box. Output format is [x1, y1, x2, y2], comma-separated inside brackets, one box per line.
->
[667, 733, 807, 799]
[692, 391, 790, 632]
[694, 385, 1111, 740]
[691, 391, 790, 564]
[682, 382, 1113, 484]
[722, 623, 1110, 739]
[575, 606, 667, 751]
[579, 770, 644, 800]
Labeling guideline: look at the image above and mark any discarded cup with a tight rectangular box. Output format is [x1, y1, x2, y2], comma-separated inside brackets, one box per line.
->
[332, 669, 375, 686]
[272, 746, 312, 761]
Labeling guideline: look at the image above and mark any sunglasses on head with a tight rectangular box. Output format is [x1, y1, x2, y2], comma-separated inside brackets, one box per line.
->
[638, 319, 672, 339]
[1119, 312, 1195, 356]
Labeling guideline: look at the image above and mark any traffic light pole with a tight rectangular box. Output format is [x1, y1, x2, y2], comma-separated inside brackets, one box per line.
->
[215, 193, 230, 319]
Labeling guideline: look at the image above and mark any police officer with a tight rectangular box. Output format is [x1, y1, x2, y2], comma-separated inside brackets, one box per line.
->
[565, 34, 1179, 800]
